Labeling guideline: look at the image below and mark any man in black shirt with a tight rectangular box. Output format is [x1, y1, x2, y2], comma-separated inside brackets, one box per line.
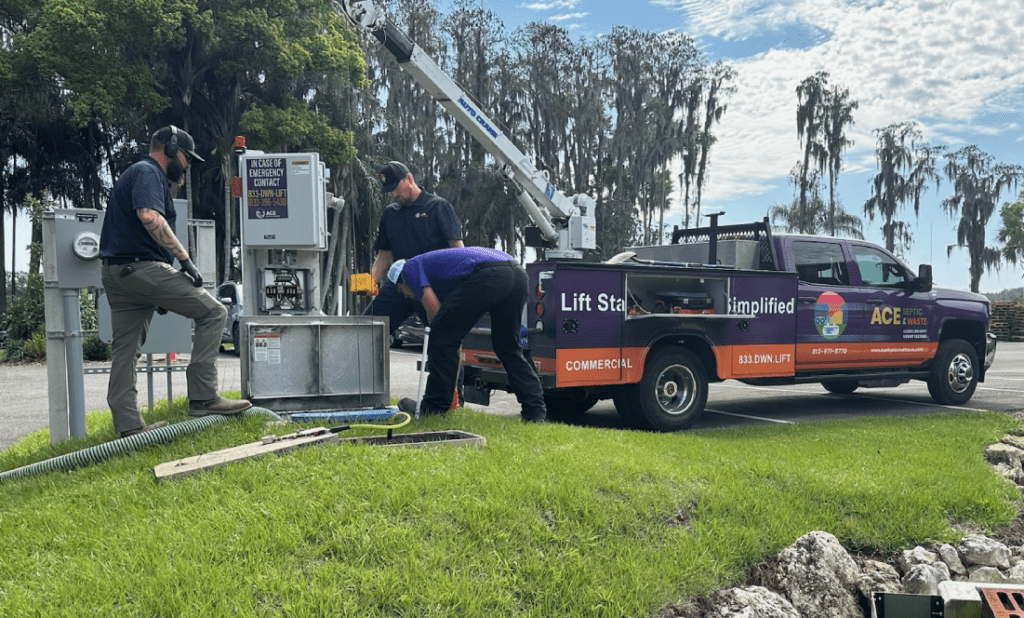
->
[366, 161, 464, 339]
[99, 126, 251, 438]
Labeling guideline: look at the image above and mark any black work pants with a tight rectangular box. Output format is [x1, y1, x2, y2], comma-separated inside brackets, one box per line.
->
[422, 261, 545, 420]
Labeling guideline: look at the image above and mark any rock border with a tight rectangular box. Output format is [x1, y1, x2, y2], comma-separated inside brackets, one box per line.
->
[659, 426, 1024, 618]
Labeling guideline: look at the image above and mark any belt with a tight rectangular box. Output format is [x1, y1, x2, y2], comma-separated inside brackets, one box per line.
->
[102, 257, 153, 266]
[473, 260, 517, 271]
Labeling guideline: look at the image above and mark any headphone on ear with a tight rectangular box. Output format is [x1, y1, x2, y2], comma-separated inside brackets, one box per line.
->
[163, 125, 179, 159]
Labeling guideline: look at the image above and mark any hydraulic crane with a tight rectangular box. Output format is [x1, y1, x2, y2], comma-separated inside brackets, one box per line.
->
[332, 0, 596, 259]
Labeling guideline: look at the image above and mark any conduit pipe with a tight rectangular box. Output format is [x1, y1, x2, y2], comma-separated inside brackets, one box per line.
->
[0, 407, 283, 484]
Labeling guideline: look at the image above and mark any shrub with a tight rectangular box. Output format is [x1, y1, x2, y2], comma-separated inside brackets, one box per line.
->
[3, 339, 27, 363]
[23, 330, 46, 361]
[3, 273, 44, 341]
[82, 336, 111, 361]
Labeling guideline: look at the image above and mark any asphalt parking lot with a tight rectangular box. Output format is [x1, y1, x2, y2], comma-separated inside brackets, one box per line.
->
[2, 341, 1022, 451]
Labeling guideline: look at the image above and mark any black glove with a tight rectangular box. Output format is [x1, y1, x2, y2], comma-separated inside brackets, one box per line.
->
[179, 258, 203, 287]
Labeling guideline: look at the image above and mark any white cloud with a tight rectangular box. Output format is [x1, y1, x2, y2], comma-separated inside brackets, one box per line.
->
[551, 12, 589, 21]
[520, 0, 579, 11]
[695, 0, 1024, 205]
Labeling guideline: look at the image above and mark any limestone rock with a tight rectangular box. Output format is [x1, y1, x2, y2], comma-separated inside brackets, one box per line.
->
[898, 546, 940, 574]
[968, 566, 1006, 583]
[937, 543, 968, 577]
[709, 586, 801, 618]
[770, 531, 862, 618]
[1001, 435, 1024, 452]
[985, 443, 1024, 467]
[856, 560, 902, 598]
[958, 534, 1011, 569]
[1006, 562, 1024, 584]
[902, 562, 950, 595]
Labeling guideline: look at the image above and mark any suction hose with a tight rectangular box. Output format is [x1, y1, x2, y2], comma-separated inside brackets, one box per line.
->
[0, 407, 283, 484]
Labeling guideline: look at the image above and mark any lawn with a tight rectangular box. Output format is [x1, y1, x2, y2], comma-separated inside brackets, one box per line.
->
[0, 399, 1019, 617]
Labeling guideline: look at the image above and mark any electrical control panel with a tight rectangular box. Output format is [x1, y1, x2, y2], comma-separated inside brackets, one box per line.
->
[239, 152, 328, 249]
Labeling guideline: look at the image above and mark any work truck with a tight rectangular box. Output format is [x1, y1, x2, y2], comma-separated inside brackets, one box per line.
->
[333, 0, 996, 431]
[461, 217, 996, 430]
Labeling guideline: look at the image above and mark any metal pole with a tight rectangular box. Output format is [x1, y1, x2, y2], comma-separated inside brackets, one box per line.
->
[414, 326, 431, 419]
[166, 355, 173, 405]
[146, 353, 154, 411]
[61, 288, 87, 438]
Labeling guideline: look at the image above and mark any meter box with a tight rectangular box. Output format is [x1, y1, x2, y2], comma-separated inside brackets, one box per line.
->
[46, 209, 104, 289]
[240, 152, 327, 249]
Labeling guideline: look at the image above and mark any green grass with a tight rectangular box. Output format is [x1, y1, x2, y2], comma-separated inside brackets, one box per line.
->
[0, 400, 1020, 617]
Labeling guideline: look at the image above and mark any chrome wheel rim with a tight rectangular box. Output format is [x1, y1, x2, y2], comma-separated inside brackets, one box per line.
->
[656, 364, 696, 416]
[947, 352, 974, 394]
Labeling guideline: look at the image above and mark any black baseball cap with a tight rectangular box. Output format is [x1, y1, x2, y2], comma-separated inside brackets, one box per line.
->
[378, 161, 410, 194]
[153, 126, 204, 162]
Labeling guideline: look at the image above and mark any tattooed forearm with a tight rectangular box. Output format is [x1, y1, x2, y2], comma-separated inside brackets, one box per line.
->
[138, 208, 188, 261]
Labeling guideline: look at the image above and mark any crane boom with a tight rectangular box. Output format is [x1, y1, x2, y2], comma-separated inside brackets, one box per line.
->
[332, 0, 596, 259]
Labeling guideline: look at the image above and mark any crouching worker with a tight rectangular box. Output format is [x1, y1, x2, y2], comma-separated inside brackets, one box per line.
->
[389, 247, 546, 422]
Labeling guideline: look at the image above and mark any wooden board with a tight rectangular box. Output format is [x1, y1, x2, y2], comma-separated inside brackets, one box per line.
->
[154, 431, 339, 481]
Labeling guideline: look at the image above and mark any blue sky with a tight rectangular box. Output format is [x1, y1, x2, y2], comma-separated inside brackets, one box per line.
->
[437, 0, 1024, 293]
[6, 0, 1023, 293]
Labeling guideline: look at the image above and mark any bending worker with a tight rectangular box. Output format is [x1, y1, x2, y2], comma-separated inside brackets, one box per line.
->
[99, 125, 251, 438]
[388, 247, 546, 422]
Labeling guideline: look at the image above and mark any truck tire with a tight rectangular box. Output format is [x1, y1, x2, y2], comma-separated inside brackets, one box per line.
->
[543, 392, 599, 421]
[927, 339, 978, 405]
[613, 347, 708, 432]
[822, 380, 858, 395]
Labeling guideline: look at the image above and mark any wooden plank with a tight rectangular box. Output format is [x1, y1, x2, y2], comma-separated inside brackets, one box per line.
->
[154, 430, 339, 481]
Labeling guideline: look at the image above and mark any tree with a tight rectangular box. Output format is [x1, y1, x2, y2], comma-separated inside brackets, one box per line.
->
[997, 190, 1024, 270]
[821, 84, 857, 236]
[770, 163, 863, 237]
[795, 71, 829, 233]
[863, 121, 942, 257]
[942, 146, 1023, 292]
[6, 0, 366, 285]
[692, 61, 735, 227]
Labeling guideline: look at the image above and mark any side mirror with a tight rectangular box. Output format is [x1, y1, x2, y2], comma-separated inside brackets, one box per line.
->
[914, 264, 932, 293]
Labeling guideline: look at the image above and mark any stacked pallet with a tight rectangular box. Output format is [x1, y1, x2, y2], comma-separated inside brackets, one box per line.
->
[991, 302, 1024, 341]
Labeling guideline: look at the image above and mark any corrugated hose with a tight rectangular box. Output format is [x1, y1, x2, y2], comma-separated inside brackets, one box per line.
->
[0, 407, 283, 484]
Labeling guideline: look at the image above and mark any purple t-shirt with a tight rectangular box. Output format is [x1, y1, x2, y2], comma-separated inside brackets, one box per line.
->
[401, 247, 513, 302]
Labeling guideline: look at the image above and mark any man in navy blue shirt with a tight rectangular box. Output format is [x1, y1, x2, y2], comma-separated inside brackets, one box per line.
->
[99, 125, 251, 438]
[366, 161, 463, 337]
[388, 247, 546, 421]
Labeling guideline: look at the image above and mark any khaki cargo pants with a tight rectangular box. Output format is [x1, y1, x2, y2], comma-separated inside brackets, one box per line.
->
[101, 261, 227, 434]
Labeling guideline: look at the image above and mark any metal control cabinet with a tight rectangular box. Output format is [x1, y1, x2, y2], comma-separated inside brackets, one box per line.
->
[239, 152, 327, 249]
[240, 315, 390, 412]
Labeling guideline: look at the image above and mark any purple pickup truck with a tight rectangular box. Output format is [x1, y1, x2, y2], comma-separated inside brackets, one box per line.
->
[461, 218, 996, 431]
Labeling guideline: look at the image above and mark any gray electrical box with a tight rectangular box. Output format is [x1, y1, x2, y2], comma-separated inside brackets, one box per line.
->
[239, 152, 327, 249]
[240, 315, 389, 412]
[47, 209, 105, 289]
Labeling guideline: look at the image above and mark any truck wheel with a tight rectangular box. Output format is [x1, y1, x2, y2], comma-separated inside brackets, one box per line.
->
[822, 380, 858, 395]
[232, 322, 241, 356]
[613, 347, 708, 432]
[543, 392, 599, 420]
[927, 339, 978, 405]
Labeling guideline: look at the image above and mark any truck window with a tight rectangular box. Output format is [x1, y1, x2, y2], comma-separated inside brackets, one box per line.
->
[851, 245, 909, 287]
[791, 241, 849, 286]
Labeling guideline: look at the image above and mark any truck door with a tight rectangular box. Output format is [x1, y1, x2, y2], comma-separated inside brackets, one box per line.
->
[791, 239, 859, 370]
[847, 243, 935, 366]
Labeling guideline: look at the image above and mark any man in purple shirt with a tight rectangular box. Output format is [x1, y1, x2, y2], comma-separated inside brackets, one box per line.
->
[388, 247, 546, 421]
